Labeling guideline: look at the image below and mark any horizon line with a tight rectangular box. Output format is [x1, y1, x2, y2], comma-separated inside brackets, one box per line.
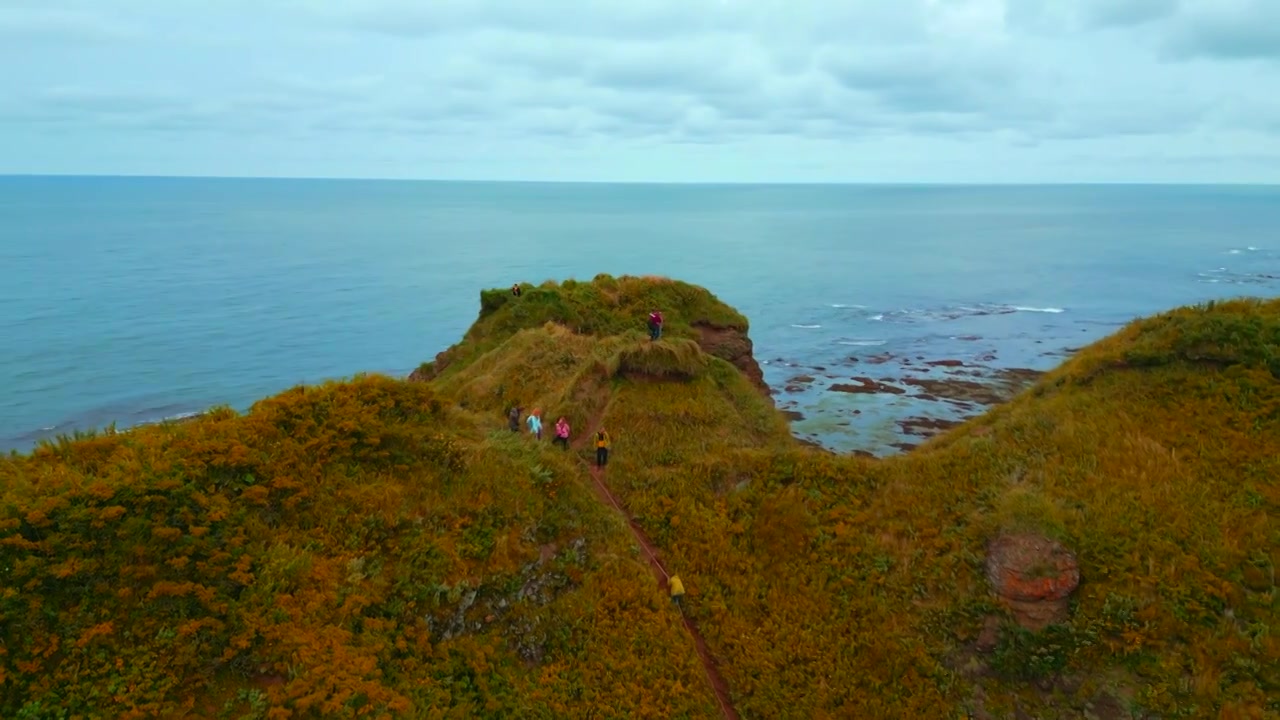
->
[0, 172, 1277, 187]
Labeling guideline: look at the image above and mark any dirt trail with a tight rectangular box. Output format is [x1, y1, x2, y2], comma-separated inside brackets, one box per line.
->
[571, 409, 739, 720]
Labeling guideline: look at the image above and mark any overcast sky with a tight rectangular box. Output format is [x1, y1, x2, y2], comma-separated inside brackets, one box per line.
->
[2, 0, 1278, 182]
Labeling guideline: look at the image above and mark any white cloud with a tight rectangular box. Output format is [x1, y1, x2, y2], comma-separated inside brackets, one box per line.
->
[0, 7, 142, 42]
[1162, 0, 1280, 61]
[0, 0, 1277, 181]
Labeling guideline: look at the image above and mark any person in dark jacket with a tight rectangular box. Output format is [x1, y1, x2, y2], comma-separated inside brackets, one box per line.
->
[594, 428, 611, 467]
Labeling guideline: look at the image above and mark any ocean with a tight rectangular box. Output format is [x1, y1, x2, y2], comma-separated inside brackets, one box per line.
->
[2, 177, 1278, 455]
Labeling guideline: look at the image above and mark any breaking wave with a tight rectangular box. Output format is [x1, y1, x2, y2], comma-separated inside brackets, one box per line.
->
[1198, 268, 1280, 285]
[856, 303, 1068, 324]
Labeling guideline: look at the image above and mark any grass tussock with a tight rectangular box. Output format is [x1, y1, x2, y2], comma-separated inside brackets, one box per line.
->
[612, 338, 708, 380]
[3, 279, 1279, 719]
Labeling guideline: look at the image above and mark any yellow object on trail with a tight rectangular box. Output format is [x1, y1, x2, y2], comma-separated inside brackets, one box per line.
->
[669, 575, 685, 599]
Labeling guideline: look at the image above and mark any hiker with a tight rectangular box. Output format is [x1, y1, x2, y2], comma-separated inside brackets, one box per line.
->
[647, 309, 664, 341]
[594, 428, 610, 467]
[527, 408, 542, 440]
[508, 406, 521, 432]
[553, 416, 570, 450]
[511, 283, 522, 297]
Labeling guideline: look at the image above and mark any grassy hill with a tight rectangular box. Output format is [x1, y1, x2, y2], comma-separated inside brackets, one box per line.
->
[2, 275, 1277, 719]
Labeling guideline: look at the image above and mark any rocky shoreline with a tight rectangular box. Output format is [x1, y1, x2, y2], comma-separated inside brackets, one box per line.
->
[769, 349, 1054, 456]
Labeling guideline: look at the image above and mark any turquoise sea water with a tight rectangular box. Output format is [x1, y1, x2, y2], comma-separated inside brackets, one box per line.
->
[2, 177, 1278, 453]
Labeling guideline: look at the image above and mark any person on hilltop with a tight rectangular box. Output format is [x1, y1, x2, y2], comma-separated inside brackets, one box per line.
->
[553, 416, 570, 450]
[594, 428, 611, 467]
[647, 309, 664, 341]
[508, 405, 522, 432]
[527, 408, 543, 440]
[511, 283, 522, 297]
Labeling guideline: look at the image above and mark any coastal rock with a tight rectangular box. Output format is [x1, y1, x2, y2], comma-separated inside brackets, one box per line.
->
[408, 362, 437, 383]
[829, 377, 906, 395]
[694, 321, 771, 398]
[900, 368, 1044, 406]
[901, 376, 1005, 404]
[994, 367, 1045, 385]
[897, 416, 962, 437]
[985, 534, 1080, 631]
[795, 436, 835, 454]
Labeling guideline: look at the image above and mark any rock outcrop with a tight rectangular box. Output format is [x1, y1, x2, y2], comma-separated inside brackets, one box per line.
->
[985, 533, 1081, 631]
[407, 363, 435, 383]
[692, 321, 772, 399]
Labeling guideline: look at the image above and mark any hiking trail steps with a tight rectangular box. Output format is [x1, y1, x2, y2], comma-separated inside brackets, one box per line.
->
[569, 400, 740, 720]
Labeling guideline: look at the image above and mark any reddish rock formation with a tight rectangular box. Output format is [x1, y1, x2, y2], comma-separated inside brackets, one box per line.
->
[407, 367, 431, 383]
[693, 322, 772, 398]
[985, 534, 1080, 631]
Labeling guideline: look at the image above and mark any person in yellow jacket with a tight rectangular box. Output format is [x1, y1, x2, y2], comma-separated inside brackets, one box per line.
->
[594, 428, 611, 467]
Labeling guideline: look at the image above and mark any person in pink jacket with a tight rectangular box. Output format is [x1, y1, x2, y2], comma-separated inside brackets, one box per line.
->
[553, 416, 571, 450]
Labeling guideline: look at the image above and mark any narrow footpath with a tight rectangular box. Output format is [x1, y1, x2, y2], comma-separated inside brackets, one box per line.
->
[572, 426, 739, 720]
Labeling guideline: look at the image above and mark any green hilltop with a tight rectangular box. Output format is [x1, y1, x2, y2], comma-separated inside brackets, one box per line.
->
[1, 274, 1277, 719]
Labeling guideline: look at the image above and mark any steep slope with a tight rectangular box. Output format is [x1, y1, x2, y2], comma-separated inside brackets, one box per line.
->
[0, 377, 719, 718]
[2, 277, 1277, 720]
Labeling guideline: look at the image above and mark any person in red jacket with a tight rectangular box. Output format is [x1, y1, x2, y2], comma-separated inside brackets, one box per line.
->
[647, 309, 664, 341]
